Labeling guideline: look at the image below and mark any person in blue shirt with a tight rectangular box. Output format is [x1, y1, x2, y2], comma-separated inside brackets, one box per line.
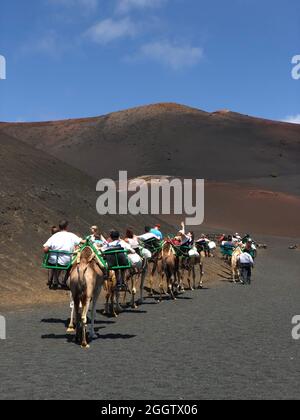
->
[150, 224, 163, 240]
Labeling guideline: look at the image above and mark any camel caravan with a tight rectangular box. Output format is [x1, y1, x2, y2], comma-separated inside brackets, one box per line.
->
[43, 221, 258, 348]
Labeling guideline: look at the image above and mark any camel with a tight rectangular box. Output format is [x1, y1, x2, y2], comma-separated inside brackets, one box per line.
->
[68, 246, 105, 348]
[103, 271, 122, 318]
[157, 241, 179, 301]
[183, 253, 205, 290]
[124, 255, 148, 309]
[103, 254, 147, 315]
[231, 247, 243, 282]
[139, 248, 162, 300]
[175, 248, 205, 291]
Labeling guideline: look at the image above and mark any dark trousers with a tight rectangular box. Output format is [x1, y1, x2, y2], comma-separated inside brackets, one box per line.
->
[240, 263, 252, 284]
[48, 267, 70, 287]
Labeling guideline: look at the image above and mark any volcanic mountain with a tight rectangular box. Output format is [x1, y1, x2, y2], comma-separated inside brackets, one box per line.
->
[0, 132, 173, 308]
[1, 103, 300, 195]
[1, 103, 300, 307]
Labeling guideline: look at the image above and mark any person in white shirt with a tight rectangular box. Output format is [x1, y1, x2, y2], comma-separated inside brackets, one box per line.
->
[102, 233, 136, 255]
[43, 220, 82, 289]
[125, 229, 140, 251]
[239, 251, 254, 285]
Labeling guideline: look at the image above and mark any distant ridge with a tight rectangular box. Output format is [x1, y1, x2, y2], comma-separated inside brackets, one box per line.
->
[1, 103, 299, 191]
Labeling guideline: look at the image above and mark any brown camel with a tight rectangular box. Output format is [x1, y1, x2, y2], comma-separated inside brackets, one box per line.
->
[68, 246, 105, 348]
[157, 241, 179, 302]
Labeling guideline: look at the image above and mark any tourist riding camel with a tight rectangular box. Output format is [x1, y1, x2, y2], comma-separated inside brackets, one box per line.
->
[196, 234, 210, 257]
[150, 224, 163, 240]
[138, 226, 161, 242]
[125, 228, 140, 252]
[43, 220, 83, 290]
[88, 225, 107, 249]
[176, 222, 195, 250]
[102, 231, 138, 291]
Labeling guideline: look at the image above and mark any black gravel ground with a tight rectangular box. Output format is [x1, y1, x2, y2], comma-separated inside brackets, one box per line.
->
[1, 237, 300, 400]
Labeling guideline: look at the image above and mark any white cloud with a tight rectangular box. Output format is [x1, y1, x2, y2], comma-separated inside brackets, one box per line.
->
[117, 0, 166, 13]
[284, 115, 300, 124]
[138, 41, 203, 70]
[21, 32, 66, 57]
[85, 17, 138, 44]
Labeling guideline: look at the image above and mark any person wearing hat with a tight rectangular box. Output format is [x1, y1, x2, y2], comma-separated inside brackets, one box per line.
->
[242, 234, 251, 244]
[244, 238, 253, 252]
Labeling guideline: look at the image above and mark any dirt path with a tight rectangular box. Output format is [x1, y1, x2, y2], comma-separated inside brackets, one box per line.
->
[1, 237, 299, 400]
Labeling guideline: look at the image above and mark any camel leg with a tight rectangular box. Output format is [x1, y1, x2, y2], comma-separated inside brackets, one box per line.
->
[149, 273, 154, 297]
[199, 271, 203, 289]
[232, 265, 237, 283]
[115, 271, 125, 314]
[158, 273, 165, 302]
[174, 261, 180, 295]
[168, 276, 176, 300]
[236, 267, 241, 283]
[149, 261, 157, 297]
[81, 299, 91, 348]
[178, 263, 185, 292]
[115, 290, 123, 314]
[123, 285, 128, 307]
[192, 266, 196, 290]
[173, 277, 177, 299]
[138, 268, 146, 305]
[167, 283, 173, 299]
[131, 275, 138, 309]
[110, 291, 117, 318]
[179, 272, 184, 292]
[187, 267, 193, 291]
[74, 300, 81, 344]
[103, 292, 110, 316]
[199, 263, 204, 289]
[90, 286, 101, 339]
[67, 297, 76, 333]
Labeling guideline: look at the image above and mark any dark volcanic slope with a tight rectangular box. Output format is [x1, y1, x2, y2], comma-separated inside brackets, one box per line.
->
[1, 104, 300, 193]
[0, 132, 172, 306]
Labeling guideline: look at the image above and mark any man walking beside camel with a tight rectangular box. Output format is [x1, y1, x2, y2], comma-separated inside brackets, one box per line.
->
[239, 250, 254, 285]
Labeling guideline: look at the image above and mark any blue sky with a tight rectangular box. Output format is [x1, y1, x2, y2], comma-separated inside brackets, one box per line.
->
[0, 0, 299, 122]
